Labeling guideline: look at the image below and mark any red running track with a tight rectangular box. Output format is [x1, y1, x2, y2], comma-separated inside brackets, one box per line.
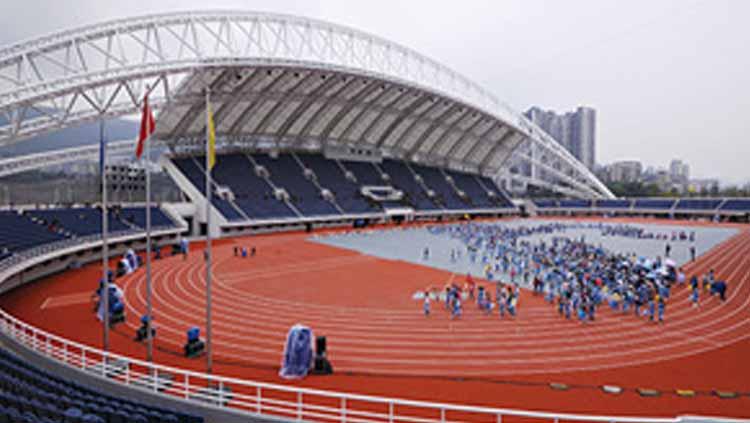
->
[2, 217, 749, 419]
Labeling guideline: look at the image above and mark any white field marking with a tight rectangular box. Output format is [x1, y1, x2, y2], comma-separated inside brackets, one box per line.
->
[117, 230, 742, 376]
[40, 292, 91, 309]
[211, 226, 747, 317]
[220, 255, 377, 285]
[203, 225, 743, 318]
[123, 230, 750, 333]
[126, 232, 748, 348]
[126, 252, 732, 348]
[128, 260, 750, 372]
[123, 230, 750, 360]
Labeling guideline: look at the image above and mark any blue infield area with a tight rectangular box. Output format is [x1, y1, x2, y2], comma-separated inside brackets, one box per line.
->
[310, 219, 738, 288]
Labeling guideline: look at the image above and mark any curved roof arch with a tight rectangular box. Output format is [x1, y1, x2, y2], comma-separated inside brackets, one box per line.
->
[0, 10, 613, 198]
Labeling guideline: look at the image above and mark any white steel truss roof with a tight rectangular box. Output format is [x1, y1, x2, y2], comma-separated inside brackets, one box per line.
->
[0, 10, 613, 198]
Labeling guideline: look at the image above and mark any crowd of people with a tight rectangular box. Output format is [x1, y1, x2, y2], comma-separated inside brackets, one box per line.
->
[417, 222, 726, 323]
[599, 223, 696, 242]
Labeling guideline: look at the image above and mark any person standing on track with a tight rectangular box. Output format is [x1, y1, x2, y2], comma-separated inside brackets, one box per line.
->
[677, 268, 686, 286]
[507, 289, 517, 317]
[497, 288, 507, 318]
[451, 296, 462, 319]
[690, 245, 696, 262]
[691, 278, 700, 307]
[423, 295, 431, 316]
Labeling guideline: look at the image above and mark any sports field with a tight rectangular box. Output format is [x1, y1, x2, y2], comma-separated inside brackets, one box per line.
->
[2, 217, 749, 418]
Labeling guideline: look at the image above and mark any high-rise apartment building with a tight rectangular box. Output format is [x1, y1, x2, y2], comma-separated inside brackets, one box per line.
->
[524, 106, 596, 170]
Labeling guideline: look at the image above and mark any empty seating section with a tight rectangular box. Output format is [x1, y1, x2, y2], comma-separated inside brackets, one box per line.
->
[559, 199, 592, 208]
[381, 201, 405, 209]
[0, 211, 67, 255]
[119, 207, 176, 229]
[720, 199, 750, 211]
[172, 157, 245, 221]
[215, 154, 297, 220]
[675, 199, 722, 210]
[0, 206, 180, 262]
[296, 154, 376, 214]
[379, 160, 438, 210]
[251, 154, 338, 216]
[411, 164, 467, 209]
[173, 152, 517, 220]
[0, 348, 202, 423]
[633, 198, 676, 209]
[27, 208, 130, 237]
[533, 199, 559, 208]
[339, 160, 383, 186]
[596, 199, 631, 208]
[475, 175, 515, 208]
[445, 170, 494, 208]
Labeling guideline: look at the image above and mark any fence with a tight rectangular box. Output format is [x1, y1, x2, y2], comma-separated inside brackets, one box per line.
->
[2, 307, 739, 423]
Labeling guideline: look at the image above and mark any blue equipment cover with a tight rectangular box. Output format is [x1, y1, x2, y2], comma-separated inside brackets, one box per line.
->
[279, 324, 313, 379]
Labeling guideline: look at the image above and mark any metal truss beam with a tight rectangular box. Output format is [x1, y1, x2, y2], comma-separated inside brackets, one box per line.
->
[0, 139, 159, 178]
[0, 10, 613, 199]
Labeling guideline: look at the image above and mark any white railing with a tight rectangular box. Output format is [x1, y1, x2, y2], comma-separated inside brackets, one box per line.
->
[0, 308, 744, 423]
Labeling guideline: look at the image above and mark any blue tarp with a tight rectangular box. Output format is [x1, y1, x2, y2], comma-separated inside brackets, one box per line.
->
[279, 324, 314, 379]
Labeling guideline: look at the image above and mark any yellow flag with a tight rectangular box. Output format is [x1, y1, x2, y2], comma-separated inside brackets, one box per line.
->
[207, 101, 216, 170]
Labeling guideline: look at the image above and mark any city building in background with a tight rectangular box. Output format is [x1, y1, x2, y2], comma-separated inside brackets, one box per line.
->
[505, 106, 597, 195]
[601, 160, 643, 183]
[688, 178, 720, 195]
[524, 106, 596, 170]
[669, 159, 690, 186]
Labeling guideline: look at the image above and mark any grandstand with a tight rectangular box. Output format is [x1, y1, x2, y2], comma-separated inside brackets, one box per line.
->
[169, 152, 514, 224]
[0, 9, 747, 423]
[532, 197, 750, 220]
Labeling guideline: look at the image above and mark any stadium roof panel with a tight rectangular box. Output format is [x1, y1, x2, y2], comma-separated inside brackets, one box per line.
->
[0, 10, 613, 198]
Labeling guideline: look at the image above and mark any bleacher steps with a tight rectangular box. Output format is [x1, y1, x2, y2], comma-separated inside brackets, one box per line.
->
[245, 153, 303, 218]
[190, 157, 249, 221]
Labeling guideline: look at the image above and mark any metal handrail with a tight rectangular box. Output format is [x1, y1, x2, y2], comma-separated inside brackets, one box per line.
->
[0, 223, 746, 422]
[1, 306, 745, 423]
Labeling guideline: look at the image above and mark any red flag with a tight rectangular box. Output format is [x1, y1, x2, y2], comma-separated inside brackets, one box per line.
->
[135, 95, 155, 159]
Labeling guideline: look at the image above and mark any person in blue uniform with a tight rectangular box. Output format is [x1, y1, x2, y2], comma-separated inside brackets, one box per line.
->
[451, 297, 462, 319]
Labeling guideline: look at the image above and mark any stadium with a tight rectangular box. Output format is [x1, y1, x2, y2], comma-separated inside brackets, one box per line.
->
[0, 9, 749, 423]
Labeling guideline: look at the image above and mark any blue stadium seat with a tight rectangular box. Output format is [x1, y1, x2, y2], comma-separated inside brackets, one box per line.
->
[596, 199, 631, 208]
[0, 349, 202, 423]
[252, 153, 339, 217]
[172, 156, 246, 221]
[379, 160, 438, 210]
[633, 199, 676, 209]
[720, 198, 750, 211]
[675, 199, 722, 210]
[0, 211, 68, 255]
[410, 164, 466, 209]
[297, 154, 376, 214]
[558, 199, 592, 208]
[532, 199, 558, 208]
[118, 207, 176, 229]
[170, 152, 513, 217]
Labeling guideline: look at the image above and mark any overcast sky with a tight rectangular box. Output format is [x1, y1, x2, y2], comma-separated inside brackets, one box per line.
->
[1, 0, 748, 184]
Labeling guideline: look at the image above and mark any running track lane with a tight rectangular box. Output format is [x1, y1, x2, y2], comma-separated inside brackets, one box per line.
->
[1, 218, 749, 419]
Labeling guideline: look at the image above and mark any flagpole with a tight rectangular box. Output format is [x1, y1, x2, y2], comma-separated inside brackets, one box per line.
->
[100, 118, 110, 353]
[205, 88, 213, 375]
[145, 93, 154, 365]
